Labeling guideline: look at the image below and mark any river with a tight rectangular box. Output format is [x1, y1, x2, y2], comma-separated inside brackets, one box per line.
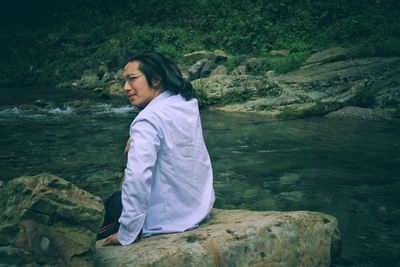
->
[0, 87, 399, 266]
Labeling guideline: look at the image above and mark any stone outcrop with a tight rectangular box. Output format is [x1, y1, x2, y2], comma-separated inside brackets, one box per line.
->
[186, 50, 229, 80]
[302, 47, 350, 68]
[0, 173, 104, 266]
[194, 48, 400, 119]
[183, 50, 228, 64]
[95, 209, 340, 267]
[193, 75, 280, 107]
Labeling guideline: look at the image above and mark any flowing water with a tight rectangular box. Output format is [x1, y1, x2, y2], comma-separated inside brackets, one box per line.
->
[1, 87, 399, 266]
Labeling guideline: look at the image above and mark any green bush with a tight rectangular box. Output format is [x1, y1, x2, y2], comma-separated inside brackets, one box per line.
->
[1, 0, 399, 86]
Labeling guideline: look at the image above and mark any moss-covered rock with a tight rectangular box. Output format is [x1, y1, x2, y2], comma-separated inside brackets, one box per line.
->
[0, 173, 104, 266]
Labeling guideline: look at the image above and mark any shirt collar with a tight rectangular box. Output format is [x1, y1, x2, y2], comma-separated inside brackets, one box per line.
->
[142, 90, 173, 110]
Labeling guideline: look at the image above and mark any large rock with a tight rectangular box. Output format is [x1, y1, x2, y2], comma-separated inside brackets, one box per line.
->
[95, 209, 340, 266]
[199, 50, 400, 119]
[192, 75, 280, 107]
[188, 58, 215, 80]
[0, 173, 104, 266]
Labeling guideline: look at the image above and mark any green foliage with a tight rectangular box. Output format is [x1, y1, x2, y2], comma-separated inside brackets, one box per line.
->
[260, 52, 311, 74]
[350, 36, 400, 57]
[1, 0, 399, 86]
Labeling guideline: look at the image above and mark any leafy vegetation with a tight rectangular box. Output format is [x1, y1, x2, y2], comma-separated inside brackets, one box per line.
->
[1, 0, 399, 86]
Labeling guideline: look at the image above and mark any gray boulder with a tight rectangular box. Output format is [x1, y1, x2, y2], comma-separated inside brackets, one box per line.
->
[95, 209, 340, 267]
[188, 58, 215, 80]
[0, 173, 104, 266]
[185, 50, 229, 80]
[197, 48, 400, 119]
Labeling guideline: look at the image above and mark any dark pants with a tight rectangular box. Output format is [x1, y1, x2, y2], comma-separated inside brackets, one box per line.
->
[97, 191, 122, 240]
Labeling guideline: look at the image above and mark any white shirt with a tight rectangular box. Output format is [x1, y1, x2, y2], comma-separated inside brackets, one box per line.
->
[117, 91, 215, 245]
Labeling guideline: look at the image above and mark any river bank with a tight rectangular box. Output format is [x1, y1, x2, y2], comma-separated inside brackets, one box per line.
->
[52, 47, 400, 121]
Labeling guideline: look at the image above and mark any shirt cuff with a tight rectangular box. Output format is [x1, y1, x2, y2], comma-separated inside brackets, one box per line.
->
[117, 223, 141, 246]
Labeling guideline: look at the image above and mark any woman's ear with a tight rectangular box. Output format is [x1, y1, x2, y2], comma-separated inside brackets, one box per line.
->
[152, 79, 161, 89]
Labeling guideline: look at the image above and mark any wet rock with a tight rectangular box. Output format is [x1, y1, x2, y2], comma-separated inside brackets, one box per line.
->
[95, 209, 340, 267]
[0, 173, 104, 266]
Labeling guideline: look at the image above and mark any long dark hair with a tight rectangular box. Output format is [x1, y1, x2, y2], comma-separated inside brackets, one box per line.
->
[126, 52, 196, 101]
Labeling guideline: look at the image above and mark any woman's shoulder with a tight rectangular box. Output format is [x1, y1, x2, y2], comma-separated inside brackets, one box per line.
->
[134, 93, 198, 122]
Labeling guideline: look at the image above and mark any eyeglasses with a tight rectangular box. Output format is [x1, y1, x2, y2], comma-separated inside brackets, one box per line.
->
[119, 74, 143, 87]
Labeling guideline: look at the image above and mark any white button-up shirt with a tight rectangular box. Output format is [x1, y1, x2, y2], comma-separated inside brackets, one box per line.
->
[117, 91, 215, 245]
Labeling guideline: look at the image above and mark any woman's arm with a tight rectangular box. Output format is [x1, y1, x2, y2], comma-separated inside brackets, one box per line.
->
[117, 118, 161, 245]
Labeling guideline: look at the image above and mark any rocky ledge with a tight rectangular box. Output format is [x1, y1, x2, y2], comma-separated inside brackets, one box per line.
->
[191, 48, 400, 120]
[96, 209, 340, 267]
[0, 174, 340, 266]
[0, 174, 104, 266]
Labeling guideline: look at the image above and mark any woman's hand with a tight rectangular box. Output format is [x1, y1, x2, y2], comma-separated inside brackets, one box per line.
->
[124, 138, 132, 155]
[102, 233, 120, 247]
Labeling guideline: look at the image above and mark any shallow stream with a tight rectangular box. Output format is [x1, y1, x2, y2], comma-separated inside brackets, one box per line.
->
[0, 87, 399, 266]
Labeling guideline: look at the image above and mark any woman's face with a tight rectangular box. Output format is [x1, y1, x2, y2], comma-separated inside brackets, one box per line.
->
[122, 61, 161, 108]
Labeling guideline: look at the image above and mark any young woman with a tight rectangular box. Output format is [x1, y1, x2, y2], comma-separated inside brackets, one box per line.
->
[99, 52, 215, 246]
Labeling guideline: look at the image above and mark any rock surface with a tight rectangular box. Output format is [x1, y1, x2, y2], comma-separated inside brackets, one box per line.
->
[183, 50, 228, 64]
[194, 50, 400, 119]
[325, 106, 395, 120]
[95, 209, 340, 267]
[0, 173, 104, 266]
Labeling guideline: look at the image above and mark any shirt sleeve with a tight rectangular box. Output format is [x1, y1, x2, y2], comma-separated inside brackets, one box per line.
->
[117, 118, 161, 245]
